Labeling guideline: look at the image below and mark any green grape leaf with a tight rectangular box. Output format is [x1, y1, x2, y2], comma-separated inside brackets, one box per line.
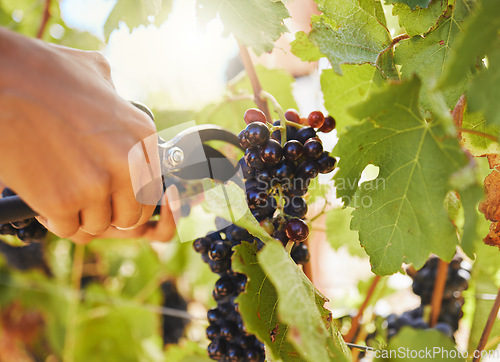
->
[359, 0, 387, 27]
[259, 241, 350, 361]
[326, 207, 366, 258]
[196, 0, 289, 55]
[374, 328, 465, 361]
[468, 44, 500, 126]
[461, 110, 500, 156]
[321, 65, 385, 130]
[385, 0, 433, 10]
[440, 0, 500, 88]
[392, 0, 448, 37]
[290, 31, 323, 62]
[232, 241, 301, 361]
[104, 0, 173, 41]
[295, 0, 392, 75]
[333, 77, 468, 275]
[394, 0, 473, 109]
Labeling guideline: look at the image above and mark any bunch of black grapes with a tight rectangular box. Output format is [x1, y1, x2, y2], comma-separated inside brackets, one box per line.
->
[386, 256, 470, 339]
[238, 108, 336, 248]
[193, 108, 337, 361]
[0, 188, 47, 243]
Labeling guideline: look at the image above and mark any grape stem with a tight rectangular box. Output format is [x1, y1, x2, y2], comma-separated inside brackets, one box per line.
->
[37, 0, 52, 39]
[473, 288, 500, 362]
[430, 259, 448, 327]
[237, 41, 272, 122]
[344, 275, 382, 343]
[309, 200, 329, 223]
[260, 90, 288, 147]
[277, 185, 285, 217]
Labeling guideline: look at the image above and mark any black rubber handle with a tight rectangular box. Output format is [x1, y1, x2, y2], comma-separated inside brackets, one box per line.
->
[0, 196, 37, 224]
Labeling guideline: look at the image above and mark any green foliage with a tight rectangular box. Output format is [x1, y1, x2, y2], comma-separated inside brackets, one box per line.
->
[321, 64, 385, 130]
[461, 110, 500, 156]
[440, 0, 500, 89]
[293, 0, 392, 75]
[392, 0, 447, 37]
[232, 241, 300, 360]
[196, 66, 298, 134]
[394, 0, 474, 109]
[333, 77, 468, 275]
[375, 327, 464, 361]
[468, 45, 500, 125]
[259, 241, 350, 361]
[325, 207, 366, 258]
[196, 0, 289, 55]
[104, 0, 173, 41]
[385, 0, 433, 10]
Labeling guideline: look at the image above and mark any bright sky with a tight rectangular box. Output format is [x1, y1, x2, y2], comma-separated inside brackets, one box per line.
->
[60, 0, 238, 110]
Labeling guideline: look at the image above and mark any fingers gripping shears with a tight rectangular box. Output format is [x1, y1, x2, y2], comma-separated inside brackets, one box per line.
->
[0, 103, 243, 224]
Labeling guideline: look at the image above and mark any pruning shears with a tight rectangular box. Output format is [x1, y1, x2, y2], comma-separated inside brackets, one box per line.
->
[0, 103, 242, 224]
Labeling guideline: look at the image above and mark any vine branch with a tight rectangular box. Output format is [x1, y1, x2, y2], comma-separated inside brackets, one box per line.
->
[344, 275, 382, 343]
[37, 0, 52, 39]
[237, 41, 272, 122]
[473, 288, 500, 362]
[430, 259, 448, 327]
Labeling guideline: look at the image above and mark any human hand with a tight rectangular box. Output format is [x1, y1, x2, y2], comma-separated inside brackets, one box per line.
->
[0, 28, 163, 238]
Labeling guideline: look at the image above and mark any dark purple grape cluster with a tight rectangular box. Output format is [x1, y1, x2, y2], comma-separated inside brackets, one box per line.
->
[193, 108, 337, 361]
[238, 108, 336, 247]
[387, 256, 470, 340]
[0, 188, 47, 243]
[193, 223, 265, 361]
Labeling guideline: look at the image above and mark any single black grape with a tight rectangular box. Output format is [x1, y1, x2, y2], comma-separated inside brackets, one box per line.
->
[296, 160, 319, 180]
[208, 338, 227, 360]
[319, 115, 336, 133]
[244, 148, 265, 170]
[207, 308, 222, 324]
[303, 139, 323, 160]
[295, 127, 316, 144]
[214, 275, 237, 298]
[285, 218, 309, 243]
[259, 139, 283, 166]
[209, 258, 232, 274]
[209, 240, 232, 261]
[317, 152, 337, 174]
[193, 237, 211, 254]
[291, 243, 310, 264]
[284, 196, 308, 218]
[283, 140, 304, 161]
[246, 188, 269, 209]
[272, 160, 295, 182]
[219, 322, 238, 340]
[227, 344, 244, 362]
[16, 221, 47, 242]
[244, 123, 270, 147]
[206, 324, 221, 340]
